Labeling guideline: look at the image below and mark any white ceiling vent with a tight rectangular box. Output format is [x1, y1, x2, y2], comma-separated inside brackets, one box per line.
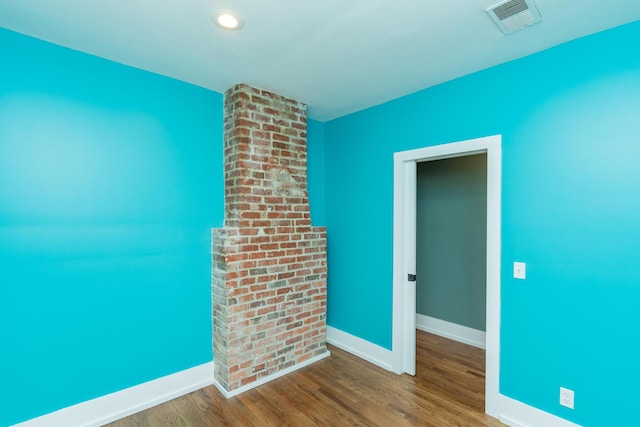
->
[487, 0, 542, 35]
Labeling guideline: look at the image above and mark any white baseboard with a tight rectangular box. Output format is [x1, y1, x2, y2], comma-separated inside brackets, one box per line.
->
[416, 314, 486, 349]
[213, 351, 331, 398]
[12, 362, 214, 427]
[12, 350, 332, 426]
[326, 326, 583, 427]
[12, 334, 581, 427]
[497, 394, 583, 427]
[326, 326, 394, 371]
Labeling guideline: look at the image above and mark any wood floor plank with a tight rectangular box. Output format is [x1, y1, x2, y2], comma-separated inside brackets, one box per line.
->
[106, 331, 505, 426]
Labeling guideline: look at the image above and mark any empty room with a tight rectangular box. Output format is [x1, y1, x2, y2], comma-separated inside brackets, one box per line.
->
[2, 1, 640, 426]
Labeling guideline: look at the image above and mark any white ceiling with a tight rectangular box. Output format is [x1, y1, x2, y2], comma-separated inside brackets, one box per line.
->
[1, 0, 639, 121]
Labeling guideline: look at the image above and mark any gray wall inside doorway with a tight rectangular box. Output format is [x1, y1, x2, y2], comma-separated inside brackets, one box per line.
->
[416, 154, 487, 331]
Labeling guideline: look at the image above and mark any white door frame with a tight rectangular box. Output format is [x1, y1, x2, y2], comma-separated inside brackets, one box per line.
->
[391, 134, 502, 417]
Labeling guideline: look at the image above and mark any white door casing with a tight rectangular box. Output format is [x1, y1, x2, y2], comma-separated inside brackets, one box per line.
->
[392, 134, 502, 417]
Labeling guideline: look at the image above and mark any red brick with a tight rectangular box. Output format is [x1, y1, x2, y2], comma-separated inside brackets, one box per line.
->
[213, 84, 326, 393]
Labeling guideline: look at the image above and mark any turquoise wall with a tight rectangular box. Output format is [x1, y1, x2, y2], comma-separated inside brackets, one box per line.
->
[324, 20, 640, 426]
[0, 27, 327, 425]
[307, 119, 326, 226]
[416, 155, 487, 331]
[0, 28, 224, 425]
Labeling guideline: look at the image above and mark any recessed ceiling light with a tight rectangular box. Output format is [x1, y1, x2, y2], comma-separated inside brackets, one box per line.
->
[213, 10, 244, 31]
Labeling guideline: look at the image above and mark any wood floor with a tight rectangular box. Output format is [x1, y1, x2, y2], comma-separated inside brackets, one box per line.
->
[107, 331, 505, 426]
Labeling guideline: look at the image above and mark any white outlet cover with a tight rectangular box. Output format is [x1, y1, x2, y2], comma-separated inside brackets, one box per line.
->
[513, 261, 526, 279]
[560, 387, 575, 409]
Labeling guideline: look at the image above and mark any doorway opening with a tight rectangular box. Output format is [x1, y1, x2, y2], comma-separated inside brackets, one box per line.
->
[391, 135, 501, 418]
[415, 154, 487, 349]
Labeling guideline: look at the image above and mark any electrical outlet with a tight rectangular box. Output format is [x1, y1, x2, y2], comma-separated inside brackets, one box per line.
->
[560, 387, 574, 409]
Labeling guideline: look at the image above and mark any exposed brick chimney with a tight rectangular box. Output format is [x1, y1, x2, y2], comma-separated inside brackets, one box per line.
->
[212, 84, 328, 394]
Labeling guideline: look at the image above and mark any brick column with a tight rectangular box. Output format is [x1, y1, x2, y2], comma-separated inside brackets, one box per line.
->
[212, 84, 327, 392]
